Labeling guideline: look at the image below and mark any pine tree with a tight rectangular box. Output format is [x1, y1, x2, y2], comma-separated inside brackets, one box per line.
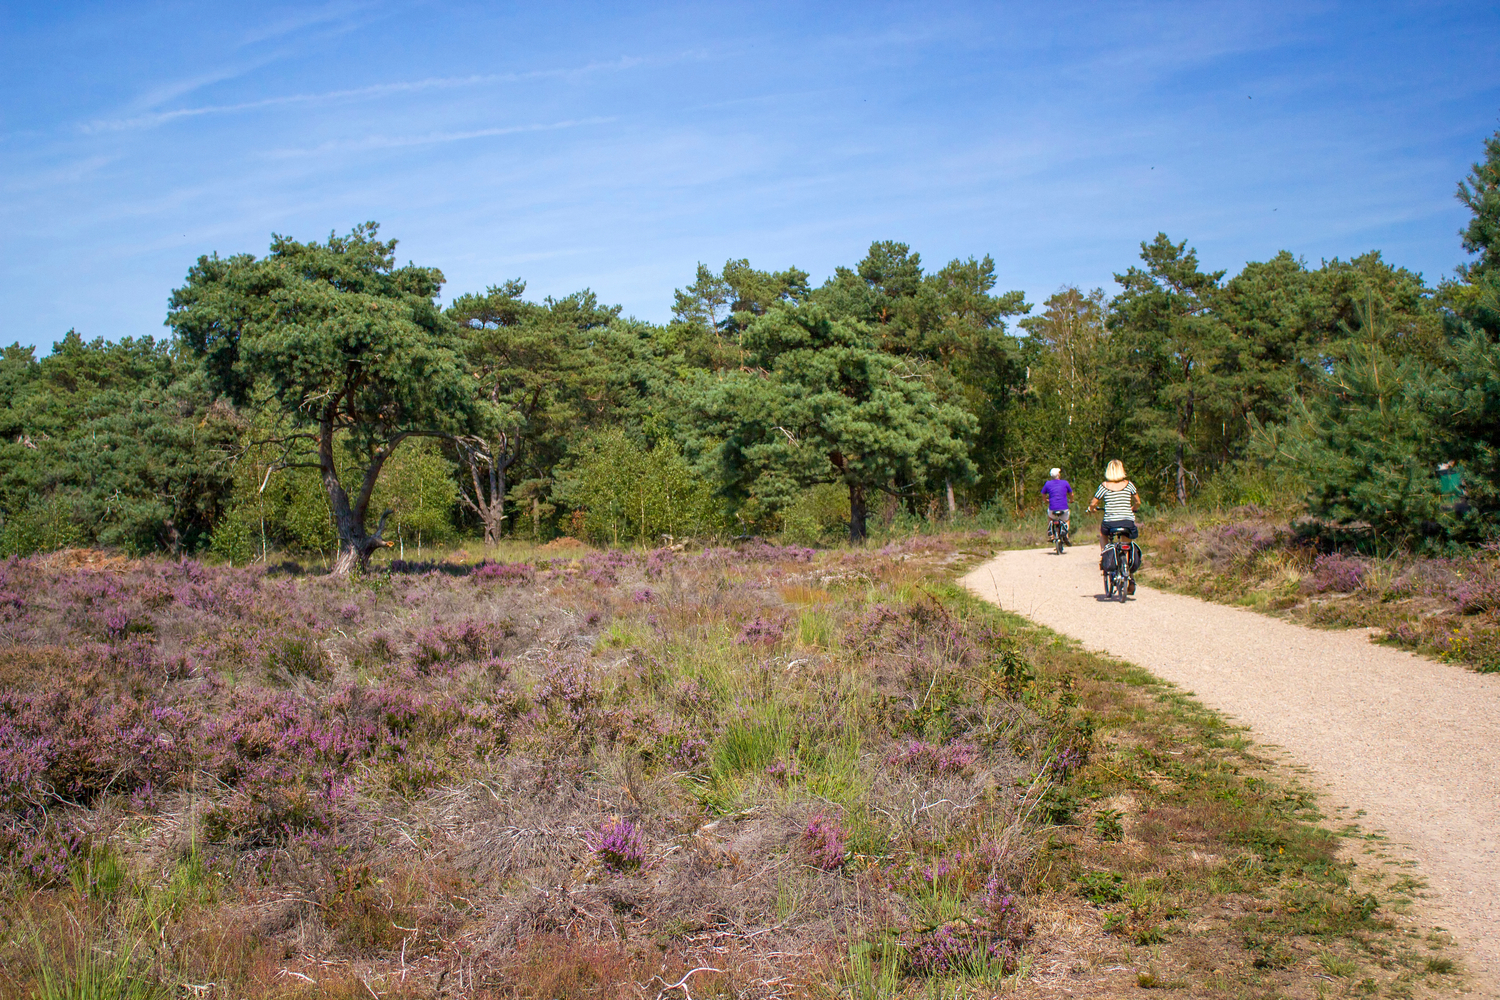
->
[1278, 299, 1444, 542]
[678, 303, 975, 542]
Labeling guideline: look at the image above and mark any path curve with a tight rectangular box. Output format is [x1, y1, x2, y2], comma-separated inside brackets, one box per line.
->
[962, 546, 1500, 988]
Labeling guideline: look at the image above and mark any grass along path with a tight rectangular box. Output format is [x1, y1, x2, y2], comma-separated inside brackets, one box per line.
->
[962, 543, 1500, 992]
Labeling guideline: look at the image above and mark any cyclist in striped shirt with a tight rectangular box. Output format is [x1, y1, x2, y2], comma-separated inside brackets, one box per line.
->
[1085, 458, 1140, 550]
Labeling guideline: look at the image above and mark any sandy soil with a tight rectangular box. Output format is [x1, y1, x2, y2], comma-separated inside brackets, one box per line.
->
[962, 544, 1500, 993]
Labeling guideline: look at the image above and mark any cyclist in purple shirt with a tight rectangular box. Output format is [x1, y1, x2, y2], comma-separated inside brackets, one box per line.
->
[1040, 468, 1073, 525]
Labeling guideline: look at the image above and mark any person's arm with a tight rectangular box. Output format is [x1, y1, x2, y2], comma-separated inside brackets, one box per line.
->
[1130, 482, 1141, 513]
[1086, 484, 1102, 512]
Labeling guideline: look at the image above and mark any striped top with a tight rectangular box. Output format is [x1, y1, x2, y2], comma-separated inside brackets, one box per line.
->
[1094, 481, 1137, 519]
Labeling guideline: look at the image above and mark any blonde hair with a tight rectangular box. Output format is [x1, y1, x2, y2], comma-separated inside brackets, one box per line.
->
[1105, 459, 1127, 481]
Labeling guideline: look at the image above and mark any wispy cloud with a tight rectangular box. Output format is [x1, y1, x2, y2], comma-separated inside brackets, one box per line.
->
[0, 155, 118, 195]
[124, 61, 282, 115]
[235, 0, 370, 48]
[265, 116, 618, 157]
[83, 55, 660, 133]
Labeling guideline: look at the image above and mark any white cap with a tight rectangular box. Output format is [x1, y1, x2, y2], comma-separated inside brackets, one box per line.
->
[1049, 468, 1061, 478]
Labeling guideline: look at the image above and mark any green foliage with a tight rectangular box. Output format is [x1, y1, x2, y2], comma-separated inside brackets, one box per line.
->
[1012, 287, 1116, 500]
[671, 257, 812, 360]
[169, 223, 479, 570]
[1456, 128, 1500, 288]
[211, 436, 459, 560]
[814, 243, 1030, 507]
[210, 456, 335, 563]
[1246, 131, 1500, 545]
[0, 493, 87, 557]
[554, 427, 723, 545]
[1194, 461, 1307, 512]
[0, 334, 237, 556]
[370, 437, 458, 545]
[11, 131, 1500, 559]
[780, 483, 851, 544]
[447, 282, 621, 542]
[1110, 234, 1228, 506]
[680, 302, 977, 540]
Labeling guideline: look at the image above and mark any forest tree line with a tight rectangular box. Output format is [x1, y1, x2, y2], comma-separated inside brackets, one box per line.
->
[1, 130, 1497, 568]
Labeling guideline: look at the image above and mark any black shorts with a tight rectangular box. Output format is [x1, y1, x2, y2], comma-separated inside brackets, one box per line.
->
[1100, 518, 1138, 540]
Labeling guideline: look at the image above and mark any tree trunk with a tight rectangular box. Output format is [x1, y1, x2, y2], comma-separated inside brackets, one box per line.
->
[456, 435, 514, 547]
[484, 454, 505, 546]
[945, 478, 957, 516]
[320, 400, 399, 575]
[330, 508, 394, 575]
[848, 482, 867, 544]
[1175, 391, 1195, 506]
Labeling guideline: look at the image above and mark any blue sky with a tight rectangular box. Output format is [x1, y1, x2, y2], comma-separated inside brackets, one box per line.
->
[2, 1, 1498, 351]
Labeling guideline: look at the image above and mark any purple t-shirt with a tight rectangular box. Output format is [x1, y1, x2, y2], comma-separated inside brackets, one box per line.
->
[1040, 479, 1072, 511]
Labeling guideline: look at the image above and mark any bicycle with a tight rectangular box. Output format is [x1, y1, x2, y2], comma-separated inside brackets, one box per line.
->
[1102, 527, 1137, 602]
[1047, 509, 1071, 554]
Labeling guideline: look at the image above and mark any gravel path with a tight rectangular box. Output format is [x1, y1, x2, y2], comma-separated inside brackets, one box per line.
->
[961, 545, 1500, 989]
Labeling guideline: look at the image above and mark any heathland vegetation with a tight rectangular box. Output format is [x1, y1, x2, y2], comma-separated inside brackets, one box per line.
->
[0, 539, 1464, 997]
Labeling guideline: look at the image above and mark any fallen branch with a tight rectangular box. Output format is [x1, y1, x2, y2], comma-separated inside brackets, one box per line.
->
[650, 966, 722, 1000]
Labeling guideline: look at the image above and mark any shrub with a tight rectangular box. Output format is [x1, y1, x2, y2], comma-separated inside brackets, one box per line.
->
[1307, 553, 1366, 593]
[554, 429, 724, 546]
[591, 818, 645, 873]
[802, 814, 848, 870]
[369, 438, 460, 547]
[736, 615, 786, 646]
[1454, 568, 1500, 613]
[780, 483, 850, 545]
[0, 494, 87, 558]
[265, 633, 330, 681]
[473, 561, 535, 585]
[902, 924, 976, 976]
[885, 739, 980, 774]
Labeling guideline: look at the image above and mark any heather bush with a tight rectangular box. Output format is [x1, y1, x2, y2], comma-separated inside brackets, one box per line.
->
[536, 660, 602, 730]
[473, 560, 535, 585]
[643, 546, 676, 580]
[735, 614, 786, 646]
[1453, 565, 1500, 614]
[902, 924, 977, 976]
[656, 729, 711, 771]
[264, 632, 330, 681]
[590, 818, 646, 873]
[410, 617, 509, 669]
[1306, 552, 1367, 593]
[885, 739, 980, 775]
[802, 813, 849, 870]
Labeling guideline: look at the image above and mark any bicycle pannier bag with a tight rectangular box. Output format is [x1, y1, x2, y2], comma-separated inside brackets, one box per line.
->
[1100, 547, 1118, 572]
[1128, 544, 1142, 572]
